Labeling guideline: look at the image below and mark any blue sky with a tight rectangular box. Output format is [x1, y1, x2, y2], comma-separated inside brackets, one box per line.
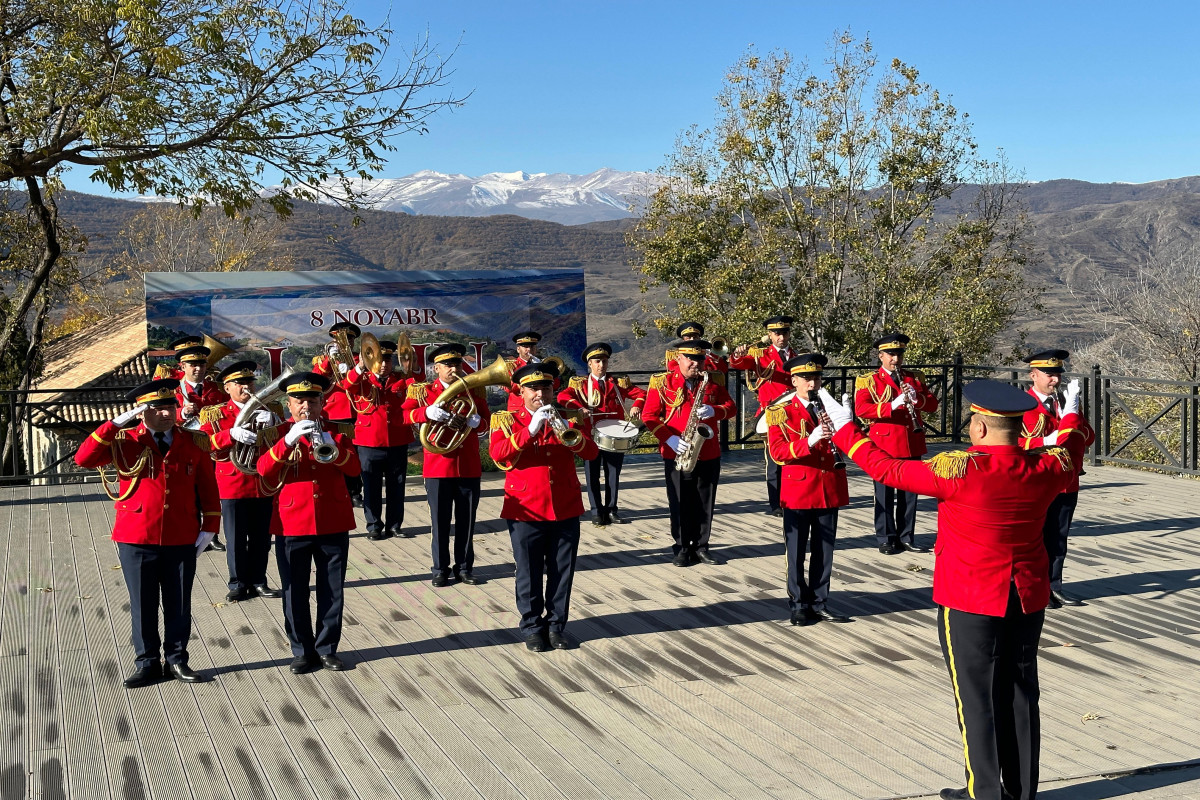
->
[63, 1, 1200, 195]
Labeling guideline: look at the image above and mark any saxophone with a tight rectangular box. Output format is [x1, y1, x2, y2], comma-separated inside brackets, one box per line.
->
[675, 371, 714, 475]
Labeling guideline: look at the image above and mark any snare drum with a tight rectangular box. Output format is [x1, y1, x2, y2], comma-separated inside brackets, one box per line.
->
[594, 419, 641, 453]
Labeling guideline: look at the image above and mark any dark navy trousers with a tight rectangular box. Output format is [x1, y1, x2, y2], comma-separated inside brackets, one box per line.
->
[507, 518, 581, 636]
[117, 543, 197, 669]
[783, 508, 838, 611]
[426, 477, 479, 576]
[1043, 491, 1079, 590]
[221, 497, 274, 592]
[275, 532, 349, 657]
[663, 458, 720, 554]
[585, 449, 625, 513]
[874, 457, 920, 545]
[358, 444, 408, 528]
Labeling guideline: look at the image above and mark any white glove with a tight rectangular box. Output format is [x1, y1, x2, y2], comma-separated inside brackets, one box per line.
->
[284, 420, 318, 446]
[698, 404, 715, 420]
[667, 435, 689, 455]
[425, 405, 451, 423]
[113, 404, 147, 427]
[230, 426, 258, 445]
[807, 427, 826, 447]
[352, 363, 365, 377]
[1042, 431, 1059, 446]
[466, 412, 482, 429]
[818, 389, 853, 432]
[841, 393, 853, 416]
[337, 362, 350, 375]
[528, 405, 552, 435]
[891, 394, 908, 410]
[321, 431, 336, 446]
[195, 531, 216, 554]
[1063, 379, 1081, 414]
[254, 410, 274, 425]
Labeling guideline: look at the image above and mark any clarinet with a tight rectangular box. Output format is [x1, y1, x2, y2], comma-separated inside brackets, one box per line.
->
[807, 389, 846, 470]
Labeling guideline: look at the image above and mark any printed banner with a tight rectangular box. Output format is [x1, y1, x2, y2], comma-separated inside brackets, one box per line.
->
[144, 269, 588, 380]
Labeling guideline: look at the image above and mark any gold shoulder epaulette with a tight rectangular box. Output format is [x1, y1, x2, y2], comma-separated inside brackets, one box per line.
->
[710, 371, 726, 388]
[152, 363, 173, 380]
[311, 355, 322, 368]
[616, 375, 631, 390]
[259, 426, 281, 447]
[190, 431, 211, 451]
[764, 405, 787, 429]
[406, 382, 428, 401]
[748, 346, 766, 359]
[648, 372, 668, 391]
[1032, 445, 1073, 472]
[925, 450, 987, 480]
[568, 376, 585, 391]
[855, 374, 873, 392]
[490, 410, 515, 434]
[664, 348, 678, 366]
[199, 405, 223, 426]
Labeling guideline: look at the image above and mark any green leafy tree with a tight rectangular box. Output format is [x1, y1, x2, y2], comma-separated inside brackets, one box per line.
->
[0, 0, 461, 368]
[629, 33, 1039, 363]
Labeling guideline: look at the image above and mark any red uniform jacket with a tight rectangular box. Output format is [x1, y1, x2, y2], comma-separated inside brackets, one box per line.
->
[854, 368, 939, 458]
[175, 378, 228, 426]
[75, 420, 221, 545]
[729, 345, 795, 407]
[199, 400, 273, 499]
[765, 397, 849, 509]
[642, 371, 737, 461]
[342, 370, 415, 448]
[402, 379, 492, 478]
[505, 357, 561, 411]
[256, 422, 360, 536]
[488, 406, 598, 521]
[1019, 389, 1095, 494]
[557, 374, 647, 423]
[312, 353, 355, 422]
[834, 413, 1089, 616]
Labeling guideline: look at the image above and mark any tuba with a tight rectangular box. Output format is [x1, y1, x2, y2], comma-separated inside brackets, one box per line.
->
[419, 356, 515, 455]
[325, 328, 357, 377]
[202, 335, 236, 374]
[231, 368, 290, 475]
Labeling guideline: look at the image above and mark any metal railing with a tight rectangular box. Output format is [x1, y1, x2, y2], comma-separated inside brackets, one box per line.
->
[5, 358, 1199, 484]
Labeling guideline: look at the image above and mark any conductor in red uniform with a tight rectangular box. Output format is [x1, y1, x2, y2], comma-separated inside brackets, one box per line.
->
[643, 341, 737, 567]
[199, 361, 282, 602]
[490, 362, 598, 652]
[825, 380, 1089, 800]
[1019, 349, 1095, 608]
[765, 354, 851, 625]
[853, 333, 940, 555]
[75, 379, 221, 688]
[557, 341, 646, 526]
[256, 372, 361, 674]
[402, 343, 491, 587]
[730, 316, 797, 516]
[343, 340, 415, 540]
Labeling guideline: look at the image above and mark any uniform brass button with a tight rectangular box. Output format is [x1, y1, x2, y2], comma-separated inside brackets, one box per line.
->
[163, 504, 169, 509]
[164, 489, 169, 494]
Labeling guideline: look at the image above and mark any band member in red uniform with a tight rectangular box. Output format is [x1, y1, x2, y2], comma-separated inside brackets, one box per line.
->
[825, 380, 1089, 800]
[1019, 349, 1095, 609]
[665, 322, 728, 375]
[312, 321, 363, 507]
[75, 379, 221, 688]
[490, 362, 598, 651]
[506, 331, 560, 411]
[403, 343, 490, 586]
[854, 333, 940, 555]
[765, 354, 851, 625]
[256, 372, 360, 674]
[643, 341, 737, 567]
[557, 341, 646, 526]
[344, 340, 414, 540]
[730, 316, 796, 516]
[199, 361, 283, 602]
[153, 335, 204, 380]
[172, 342, 229, 552]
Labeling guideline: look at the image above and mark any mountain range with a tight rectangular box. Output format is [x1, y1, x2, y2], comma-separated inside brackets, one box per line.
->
[57, 173, 1200, 368]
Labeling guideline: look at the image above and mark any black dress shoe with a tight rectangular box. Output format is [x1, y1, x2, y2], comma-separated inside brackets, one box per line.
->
[431, 572, 450, 588]
[524, 632, 551, 652]
[695, 549, 723, 566]
[940, 789, 970, 800]
[385, 523, 403, 538]
[289, 655, 319, 674]
[1047, 593, 1063, 610]
[805, 606, 852, 624]
[1051, 589, 1084, 607]
[366, 525, 386, 541]
[253, 584, 282, 599]
[319, 654, 348, 671]
[671, 550, 691, 567]
[903, 540, 929, 553]
[123, 662, 163, 688]
[789, 611, 814, 627]
[878, 543, 903, 555]
[592, 510, 610, 527]
[350, 494, 364, 508]
[771, 507, 784, 517]
[207, 536, 226, 552]
[166, 662, 209, 683]
[547, 630, 576, 650]
[609, 509, 628, 524]
[225, 587, 253, 602]
[457, 571, 480, 585]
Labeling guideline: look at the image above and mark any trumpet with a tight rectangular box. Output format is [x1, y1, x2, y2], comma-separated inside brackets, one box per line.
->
[710, 337, 730, 358]
[542, 403, 583, 447]
[297, 409, 338, 464]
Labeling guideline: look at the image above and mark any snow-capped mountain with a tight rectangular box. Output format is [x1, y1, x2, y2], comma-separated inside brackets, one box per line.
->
[343, 168, 659, 225]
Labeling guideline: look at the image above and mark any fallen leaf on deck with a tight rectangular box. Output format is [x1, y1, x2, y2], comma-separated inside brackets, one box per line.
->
[1081, 712, 1101, 722]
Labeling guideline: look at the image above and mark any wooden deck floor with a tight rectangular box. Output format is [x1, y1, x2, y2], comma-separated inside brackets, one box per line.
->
[1, 449, 1199, 800]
